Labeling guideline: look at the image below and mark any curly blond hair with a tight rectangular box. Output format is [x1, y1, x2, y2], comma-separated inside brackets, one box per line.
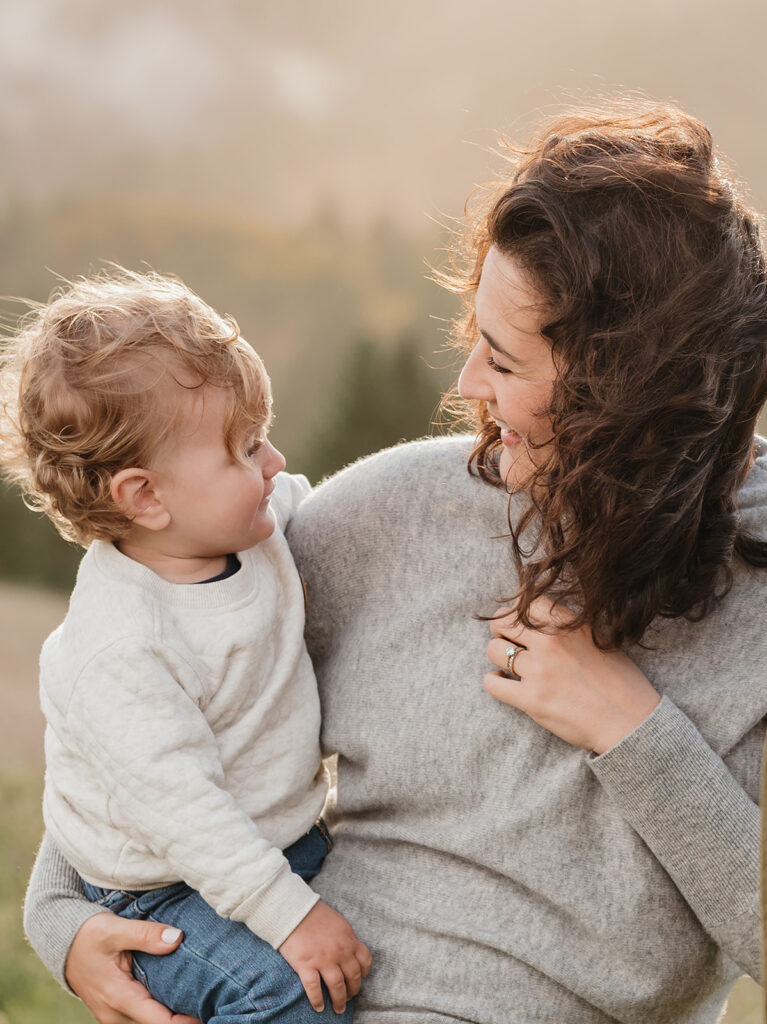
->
[0, 267, 270, 545]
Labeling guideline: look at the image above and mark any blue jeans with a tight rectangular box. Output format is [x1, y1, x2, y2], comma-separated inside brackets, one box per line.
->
[82, 821, 353, 1023]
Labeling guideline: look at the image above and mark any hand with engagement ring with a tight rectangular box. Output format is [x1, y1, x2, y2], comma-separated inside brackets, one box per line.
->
[483, 596, 662, 754]
[503, 642, 525, 679]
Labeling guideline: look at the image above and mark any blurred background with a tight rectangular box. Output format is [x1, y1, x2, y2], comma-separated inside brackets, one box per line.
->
[0, 1, 765, 1021]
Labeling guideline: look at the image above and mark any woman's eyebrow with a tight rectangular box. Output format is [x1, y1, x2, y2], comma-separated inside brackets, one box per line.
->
[479, 328, 527, 367]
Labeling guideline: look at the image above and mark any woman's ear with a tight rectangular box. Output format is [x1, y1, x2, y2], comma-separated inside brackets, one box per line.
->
[110, 468, 171, 531]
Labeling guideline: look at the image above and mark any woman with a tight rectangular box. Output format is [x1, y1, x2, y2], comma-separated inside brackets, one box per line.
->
[24, 100, 767, 1023]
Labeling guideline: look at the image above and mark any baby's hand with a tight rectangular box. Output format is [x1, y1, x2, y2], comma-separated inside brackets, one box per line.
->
[278, 900, 372, 1013]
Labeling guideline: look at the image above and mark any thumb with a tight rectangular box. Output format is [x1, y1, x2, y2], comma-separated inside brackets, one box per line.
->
[106, 914, 184, 956]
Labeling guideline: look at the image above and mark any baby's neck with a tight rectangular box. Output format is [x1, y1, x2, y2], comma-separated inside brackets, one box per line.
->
[115, 539, 229, 584]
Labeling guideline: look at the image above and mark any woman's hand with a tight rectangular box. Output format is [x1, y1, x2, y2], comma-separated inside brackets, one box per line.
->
[65, 913, 202, 1024]
[485, 597, 661, 755]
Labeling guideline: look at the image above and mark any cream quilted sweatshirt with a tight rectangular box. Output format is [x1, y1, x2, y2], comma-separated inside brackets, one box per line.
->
[39, 471, 326, 949]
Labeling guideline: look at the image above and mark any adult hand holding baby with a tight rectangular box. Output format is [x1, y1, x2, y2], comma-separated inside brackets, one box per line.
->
[66, 914, 202, 1024]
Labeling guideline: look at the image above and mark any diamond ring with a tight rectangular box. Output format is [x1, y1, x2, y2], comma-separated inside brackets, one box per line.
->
[505, 643, 524, 677]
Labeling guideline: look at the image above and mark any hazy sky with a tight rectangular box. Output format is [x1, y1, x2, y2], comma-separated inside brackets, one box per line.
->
[1, 0, 766, 228]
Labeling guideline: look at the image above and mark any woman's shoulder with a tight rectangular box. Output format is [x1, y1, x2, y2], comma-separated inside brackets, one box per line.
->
[286, 434, 500, 560]
[317, 434, 476, 487]
[299, 435, 478, 513]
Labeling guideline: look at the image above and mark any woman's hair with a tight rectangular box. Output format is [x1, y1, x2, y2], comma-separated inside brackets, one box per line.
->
[444, 98, 767, 648]
[0, 267, 270, 546]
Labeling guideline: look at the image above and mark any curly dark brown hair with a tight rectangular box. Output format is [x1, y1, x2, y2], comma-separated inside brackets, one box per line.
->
[444, 99, 767, 648]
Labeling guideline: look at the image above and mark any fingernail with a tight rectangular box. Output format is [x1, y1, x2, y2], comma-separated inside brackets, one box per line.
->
[161, 927, 182, 944]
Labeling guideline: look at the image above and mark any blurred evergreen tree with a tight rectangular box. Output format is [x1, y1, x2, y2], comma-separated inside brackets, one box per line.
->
[0, 483, 82, 591]
[300, 335, 446, 483]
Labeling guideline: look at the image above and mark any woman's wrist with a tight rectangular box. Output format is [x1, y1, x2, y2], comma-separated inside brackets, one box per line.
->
[589, 690, 663, 756]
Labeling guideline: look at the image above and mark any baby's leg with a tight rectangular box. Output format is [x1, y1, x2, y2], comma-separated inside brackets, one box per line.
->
[84, 881, 354, 1023]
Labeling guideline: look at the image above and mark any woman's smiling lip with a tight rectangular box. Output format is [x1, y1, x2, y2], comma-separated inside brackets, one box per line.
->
[492, 416, 524, 447]
[500, 428, 523, 447]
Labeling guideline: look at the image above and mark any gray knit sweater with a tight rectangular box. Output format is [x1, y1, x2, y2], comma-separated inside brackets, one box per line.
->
[24, 435, 767, 1023]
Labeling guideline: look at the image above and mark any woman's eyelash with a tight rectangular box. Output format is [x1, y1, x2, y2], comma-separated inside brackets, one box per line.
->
[486, 356, 512, 375]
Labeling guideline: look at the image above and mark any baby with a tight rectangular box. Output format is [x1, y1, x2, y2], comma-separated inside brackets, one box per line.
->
[0, 268, 370, 1022]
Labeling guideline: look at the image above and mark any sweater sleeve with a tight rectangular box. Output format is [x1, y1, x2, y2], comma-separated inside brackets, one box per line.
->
[24, 831, 108, 991]
[270, 472, 312, 532]
[51, 638, 318, 950]
[588, 694, 763, 981]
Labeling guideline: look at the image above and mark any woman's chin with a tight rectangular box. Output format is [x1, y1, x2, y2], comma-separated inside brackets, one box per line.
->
[499, 447, 534, 492]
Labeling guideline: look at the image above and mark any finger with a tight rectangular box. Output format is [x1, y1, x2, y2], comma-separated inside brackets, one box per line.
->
[340, 957, 363, 998]
[528, 594, 577, 629]
[528, 593, 581, 630]
[487, 638, 528, 679]
[498, 615, 545, 651]
[320, 965, 348, 1014]
[356, 943, 373, 977]
[101, 915, 184, 957]
[489, 605, 518, 637]
[484, 670, 532, 712]
[299, 968, 324, 1012]
[490, 619, 526, 643]
[89, 1009, 134, 1024]
[109, 977, 196, 1024]
[489, 607, 541, 646]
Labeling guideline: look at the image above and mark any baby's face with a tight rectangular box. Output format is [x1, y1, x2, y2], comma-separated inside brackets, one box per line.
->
[151, 386, 285, 558]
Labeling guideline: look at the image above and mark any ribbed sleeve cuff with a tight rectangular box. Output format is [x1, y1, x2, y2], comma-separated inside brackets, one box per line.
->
[231, 861, 320, 948]
[588, 695, 760, 929]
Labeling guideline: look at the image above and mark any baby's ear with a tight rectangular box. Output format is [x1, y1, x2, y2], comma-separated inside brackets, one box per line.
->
[110, 468, 171, 531]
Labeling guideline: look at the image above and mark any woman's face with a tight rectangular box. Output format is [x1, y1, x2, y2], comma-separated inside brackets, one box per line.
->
[458, 246, 557, 490]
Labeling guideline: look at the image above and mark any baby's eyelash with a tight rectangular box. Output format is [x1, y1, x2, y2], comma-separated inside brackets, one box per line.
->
[486, 356, 512, 375]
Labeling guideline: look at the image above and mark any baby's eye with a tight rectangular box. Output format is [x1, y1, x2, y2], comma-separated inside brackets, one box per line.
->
[486, 356, 512, 375]
[245, 440, 263, 458]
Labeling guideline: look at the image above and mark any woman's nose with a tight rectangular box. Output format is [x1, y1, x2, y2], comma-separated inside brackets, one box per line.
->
[457, 343, 494, 402]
